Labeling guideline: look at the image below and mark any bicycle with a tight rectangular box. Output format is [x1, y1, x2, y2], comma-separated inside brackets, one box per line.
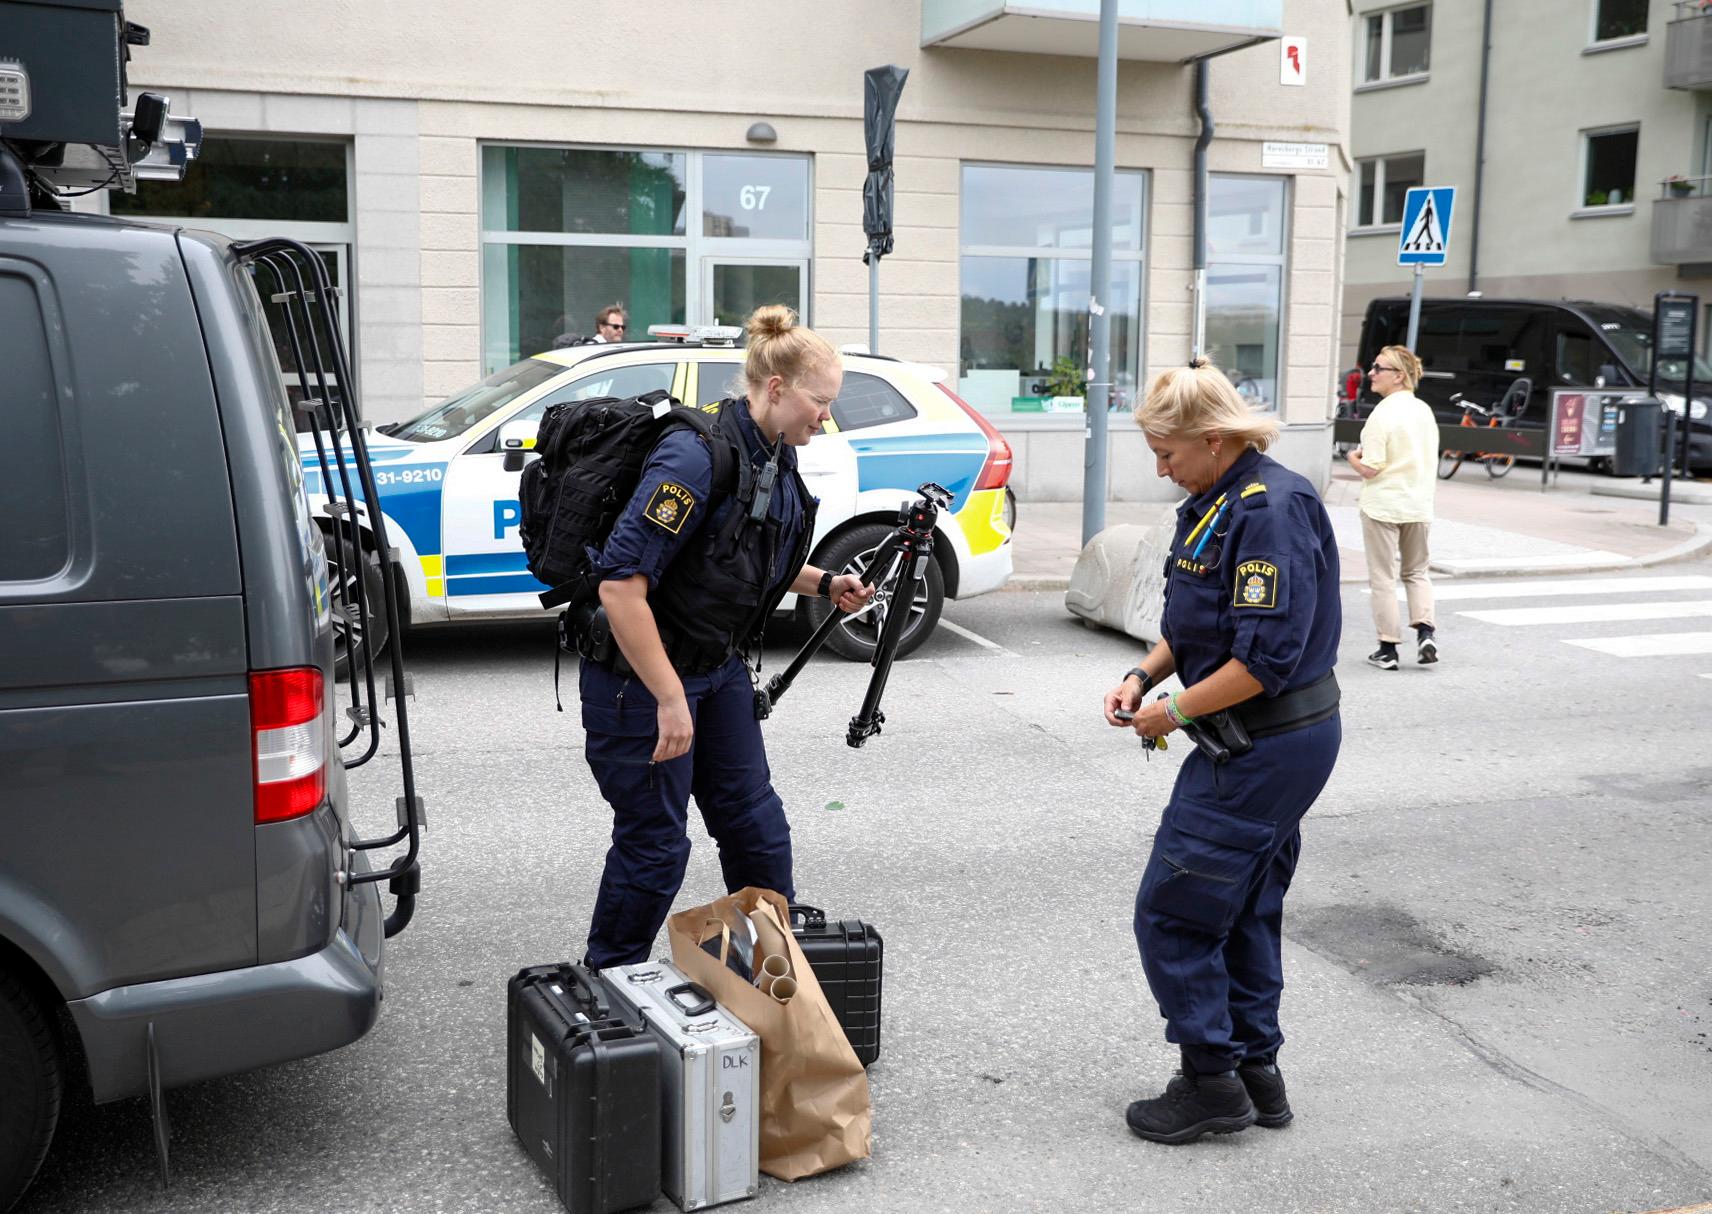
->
[1439, 391, 1518, 480]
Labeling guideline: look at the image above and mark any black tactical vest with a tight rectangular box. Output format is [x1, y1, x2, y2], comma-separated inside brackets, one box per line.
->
[650, 398, 817, 674]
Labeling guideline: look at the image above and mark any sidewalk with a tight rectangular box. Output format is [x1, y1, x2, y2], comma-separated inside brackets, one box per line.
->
[1007, 465, 1712, 590]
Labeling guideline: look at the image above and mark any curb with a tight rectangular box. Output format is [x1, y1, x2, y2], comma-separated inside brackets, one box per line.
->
[1006, 520, 1712, 593]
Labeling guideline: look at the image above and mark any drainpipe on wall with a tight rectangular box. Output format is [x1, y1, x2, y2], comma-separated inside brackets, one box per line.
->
[1191, 58, 1213, 357]
[1468, 0, 1494, 294]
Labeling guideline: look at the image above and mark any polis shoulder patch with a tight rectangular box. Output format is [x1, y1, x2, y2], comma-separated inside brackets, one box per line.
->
[1234, 558, 1279, 609]
[644, 481, 696, 534]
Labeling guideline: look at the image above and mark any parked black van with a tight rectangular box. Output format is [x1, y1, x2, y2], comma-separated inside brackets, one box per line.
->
[1357, 296, 1712, 472]
[0, 5, 421, 1208]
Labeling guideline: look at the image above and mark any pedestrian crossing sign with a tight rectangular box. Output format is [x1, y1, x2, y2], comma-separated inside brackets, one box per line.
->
[1398, 187, 1455, 266]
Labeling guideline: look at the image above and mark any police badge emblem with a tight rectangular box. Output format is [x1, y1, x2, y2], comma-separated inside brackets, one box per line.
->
[1233, 559, 1278, 609]
[644, 482, 696, 534]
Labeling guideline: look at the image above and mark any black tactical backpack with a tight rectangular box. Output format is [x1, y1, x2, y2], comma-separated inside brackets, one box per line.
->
[518, 389, 739, 610]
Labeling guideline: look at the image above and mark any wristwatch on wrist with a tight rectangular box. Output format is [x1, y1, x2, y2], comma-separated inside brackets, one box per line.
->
[1124, 667, 1154, 695]
[818, 570, 835, 600]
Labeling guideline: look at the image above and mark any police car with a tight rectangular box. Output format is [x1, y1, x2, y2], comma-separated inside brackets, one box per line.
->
[302, 328, 1014, 661]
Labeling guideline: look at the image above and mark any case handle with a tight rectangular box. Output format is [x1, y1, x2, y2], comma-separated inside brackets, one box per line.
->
[788, 903, 825, 930]
[666, 982, 716, 1017]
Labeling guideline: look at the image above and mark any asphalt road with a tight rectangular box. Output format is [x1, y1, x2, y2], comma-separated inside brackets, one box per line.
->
[20, 564, 1712, 1214]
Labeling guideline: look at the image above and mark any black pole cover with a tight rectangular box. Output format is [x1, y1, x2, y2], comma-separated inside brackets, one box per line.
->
[862, 64, 909, 260]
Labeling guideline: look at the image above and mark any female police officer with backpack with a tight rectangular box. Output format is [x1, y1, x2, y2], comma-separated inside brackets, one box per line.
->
[578, 305, 873, 970]
[1103, 359, 1342, 1144]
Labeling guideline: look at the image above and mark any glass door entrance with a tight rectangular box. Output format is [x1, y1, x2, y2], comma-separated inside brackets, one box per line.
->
[705, 260, 806, 328]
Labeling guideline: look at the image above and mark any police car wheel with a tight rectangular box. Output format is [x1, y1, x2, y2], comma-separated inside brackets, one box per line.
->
[806, 522, 944, 662]
[324, 530, 391, 679]
[0, 969, 60, 1212]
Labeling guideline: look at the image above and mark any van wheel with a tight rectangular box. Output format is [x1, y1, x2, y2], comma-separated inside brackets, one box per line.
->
[325, 531, 391, 680]
[0, 970, 61, 1212]
[803, 523, 944, 663]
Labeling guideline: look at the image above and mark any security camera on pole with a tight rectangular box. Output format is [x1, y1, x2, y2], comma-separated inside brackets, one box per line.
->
[1397, 186, 1457, 347]
[862, 64, 908, 355]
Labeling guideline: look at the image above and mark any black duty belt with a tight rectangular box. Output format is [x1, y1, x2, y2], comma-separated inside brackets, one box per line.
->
[1231, 670, 1340, 739]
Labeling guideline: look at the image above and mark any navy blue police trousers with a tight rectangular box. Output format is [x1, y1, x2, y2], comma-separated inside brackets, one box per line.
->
[1134, 713, 1341, 1075]
[579, 654, 794, 969]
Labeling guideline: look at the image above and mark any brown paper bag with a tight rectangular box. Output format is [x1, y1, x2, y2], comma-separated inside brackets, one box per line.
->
[668, 887, 872, 1181]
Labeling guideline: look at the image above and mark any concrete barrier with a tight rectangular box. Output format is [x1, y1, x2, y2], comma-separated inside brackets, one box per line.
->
[1063, 507, 1178, 642]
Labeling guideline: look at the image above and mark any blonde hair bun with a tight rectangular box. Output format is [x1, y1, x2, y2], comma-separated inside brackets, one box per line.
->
[746, 304, 797, 342]
[1133, 357, 1282, 453]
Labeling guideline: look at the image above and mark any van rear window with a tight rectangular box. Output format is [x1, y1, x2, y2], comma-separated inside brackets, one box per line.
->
[0, 273, 70, 581]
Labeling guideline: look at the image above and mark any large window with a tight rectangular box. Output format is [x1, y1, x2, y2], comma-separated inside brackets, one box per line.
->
[1361, 4, 1431, 85]
[1354, 152, 1424, 228]
[957, 164, 1147, 416]
[479, 147, 810, 373]
[1206, 176, 1288, 412]
[1582, 126, 1639, 209]
[1592, 0, 1647, 43]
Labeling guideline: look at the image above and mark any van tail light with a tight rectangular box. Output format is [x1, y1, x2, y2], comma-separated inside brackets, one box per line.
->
[250, 667, 328, 824]
[937, 383, 1014, 491]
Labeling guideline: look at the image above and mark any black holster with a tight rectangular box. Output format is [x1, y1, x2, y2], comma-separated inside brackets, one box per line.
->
[1180, 710, 1252, 765]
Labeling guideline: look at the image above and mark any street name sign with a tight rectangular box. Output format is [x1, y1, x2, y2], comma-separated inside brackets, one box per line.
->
[1398, 186, 1455, 266]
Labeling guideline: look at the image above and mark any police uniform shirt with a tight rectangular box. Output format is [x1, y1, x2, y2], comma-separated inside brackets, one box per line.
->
[589, 401, 808, 593]
[1160, 447, 1342, 696]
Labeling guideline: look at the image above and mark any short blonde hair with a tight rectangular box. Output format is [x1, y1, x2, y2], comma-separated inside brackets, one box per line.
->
[743, 305, 838, 392]
[1378, 344, 1423, 390]
[1134, 358, 1281, 452]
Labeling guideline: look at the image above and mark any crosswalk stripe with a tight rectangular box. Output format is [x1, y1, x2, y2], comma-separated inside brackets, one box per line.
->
[1375, 575, 1712, 602]
[1459, 600, 1712, 627]
[1565, 631, 1712, 657]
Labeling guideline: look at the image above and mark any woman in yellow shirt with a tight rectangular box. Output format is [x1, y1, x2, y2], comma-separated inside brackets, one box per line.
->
[1347, 346, 1440, 669]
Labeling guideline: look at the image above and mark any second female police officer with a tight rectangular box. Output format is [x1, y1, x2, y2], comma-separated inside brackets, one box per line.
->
[1103, 359, 1343, 1144]
[578, 305, 873, 970]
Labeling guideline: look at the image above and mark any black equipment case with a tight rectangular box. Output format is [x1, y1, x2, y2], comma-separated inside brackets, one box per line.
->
[789, 905, 883, 1067]
[507, 962, 663, 1214]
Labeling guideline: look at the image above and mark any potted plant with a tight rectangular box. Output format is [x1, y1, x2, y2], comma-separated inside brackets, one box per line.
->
[1667, 175, 1696, 198]
[1043, 355, 1087, 413]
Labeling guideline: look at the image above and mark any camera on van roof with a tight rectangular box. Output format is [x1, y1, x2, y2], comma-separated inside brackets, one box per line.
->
[0, 2, 201, 209]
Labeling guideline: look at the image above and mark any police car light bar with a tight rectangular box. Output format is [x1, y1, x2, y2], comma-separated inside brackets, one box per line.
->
[647, 324, 743, 346]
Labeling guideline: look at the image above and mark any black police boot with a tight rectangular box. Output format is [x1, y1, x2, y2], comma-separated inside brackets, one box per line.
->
[1237, 1058, 1293, 1128]
[1366, 642, 1400, 670]
[1125, 1064, 1256, 1144]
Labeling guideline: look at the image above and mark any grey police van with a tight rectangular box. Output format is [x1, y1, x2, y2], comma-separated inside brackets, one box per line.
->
[0, 5, 422, 1208]
[1357, 295, 1712, 472]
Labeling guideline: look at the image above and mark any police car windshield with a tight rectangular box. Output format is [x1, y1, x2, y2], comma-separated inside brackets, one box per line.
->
[390, 359, 562, 442]
[1582, 306, 1712, 388]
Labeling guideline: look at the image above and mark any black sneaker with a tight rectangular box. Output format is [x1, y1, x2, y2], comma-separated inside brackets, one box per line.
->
[1366, 645, 1400, 671]
[1125, 1069, 1257, 1144]
[1237, 1060, 1293, 1128]
[1416, 628, 1439, 665]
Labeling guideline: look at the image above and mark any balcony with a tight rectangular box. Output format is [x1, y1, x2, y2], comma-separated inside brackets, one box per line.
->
[921, 0, 1283, 61]
[1651, 176, 1712, 264]
[1665, 1, 1712, 89]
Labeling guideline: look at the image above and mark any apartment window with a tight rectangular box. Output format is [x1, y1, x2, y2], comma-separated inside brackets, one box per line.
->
[1354, 153, 1424, 228]
[478, 147, 811, 372]
[1362, 4, 1431, 85]
[957, 164, 1148, 416]
[1582, 126, 1639, 208]
[1592, 0, 1647, 43]
[1206, 176, 1288, 412]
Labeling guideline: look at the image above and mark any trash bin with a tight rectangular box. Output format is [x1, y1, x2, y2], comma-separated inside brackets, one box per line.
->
[1612, 398, 1662, 477]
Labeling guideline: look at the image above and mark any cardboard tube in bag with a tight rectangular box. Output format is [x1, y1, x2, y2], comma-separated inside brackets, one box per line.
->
[747, 910, 791, 975]
[767, 973, 798, 1004]
[756, 953, 791, 986]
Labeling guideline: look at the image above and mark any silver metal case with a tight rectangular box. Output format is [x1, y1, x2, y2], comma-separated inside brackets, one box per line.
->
[606, 961, 760, 1211]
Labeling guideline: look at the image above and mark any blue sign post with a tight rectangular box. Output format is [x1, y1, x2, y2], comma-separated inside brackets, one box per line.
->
[1397, 186, 1456, 347]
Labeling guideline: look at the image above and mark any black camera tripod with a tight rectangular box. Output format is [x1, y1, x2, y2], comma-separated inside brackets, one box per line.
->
[755, 482, 952, 747]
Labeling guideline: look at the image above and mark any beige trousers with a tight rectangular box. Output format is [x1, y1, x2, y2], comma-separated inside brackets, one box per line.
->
[1361, 513, 1434, 643]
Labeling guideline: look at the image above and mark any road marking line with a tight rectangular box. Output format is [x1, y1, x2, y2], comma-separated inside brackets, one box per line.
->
[1564, 631, 1712, 657]
[1371, 575, 1712, 601]
[1459, 600, 1712, 626]
[937, 618, 1015, 655]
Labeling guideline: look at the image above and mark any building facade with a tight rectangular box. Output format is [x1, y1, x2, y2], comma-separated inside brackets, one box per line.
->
[1342, 0, 1712, 366]
[107, 0, 1351, 500]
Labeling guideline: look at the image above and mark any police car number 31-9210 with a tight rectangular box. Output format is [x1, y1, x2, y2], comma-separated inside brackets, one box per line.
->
[299, 332, 1016, 662]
